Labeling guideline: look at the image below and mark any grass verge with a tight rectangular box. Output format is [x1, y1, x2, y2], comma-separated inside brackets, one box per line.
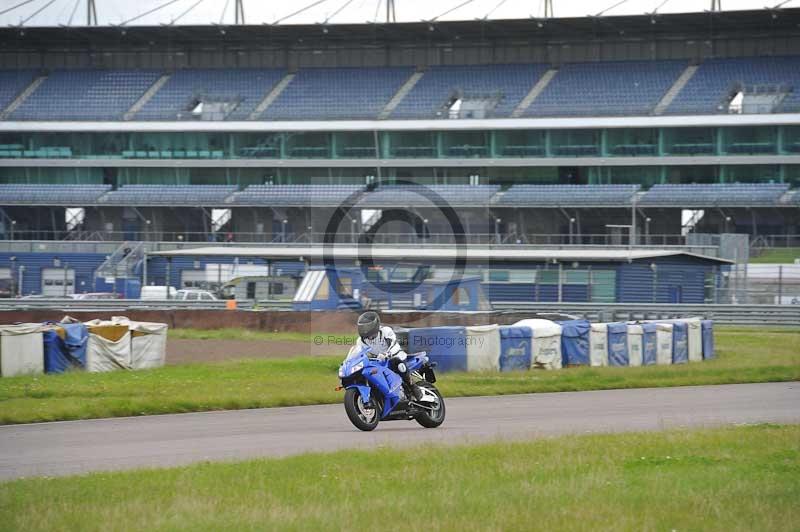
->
[1, 424, 798, 531]
[750, 247, 800, 264]
[168, 328, 356, 344]
[0, 326, 798, 425]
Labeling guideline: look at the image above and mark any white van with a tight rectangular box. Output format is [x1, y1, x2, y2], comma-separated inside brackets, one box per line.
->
[140, 286, 177, 300]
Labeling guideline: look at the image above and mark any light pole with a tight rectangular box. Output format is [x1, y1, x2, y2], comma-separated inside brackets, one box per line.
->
[423, 218, 429, 241]
[645, 217, 651, 245]
[10, 220, 15, 240]
[350, 218, 357, 244]
[9, 256, 15, 298]
[569, 217, 576, 244]
[282, 219, 288, 242]
[145, 219, 151, 241]
[724, 216, 732, 233]
[494, 218, 502, 245]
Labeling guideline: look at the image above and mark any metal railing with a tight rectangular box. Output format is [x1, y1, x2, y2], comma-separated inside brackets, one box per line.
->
[490, 302, 800, 326]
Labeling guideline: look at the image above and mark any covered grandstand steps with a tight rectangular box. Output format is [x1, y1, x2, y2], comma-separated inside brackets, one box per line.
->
[639, 184, 790, 207]
[261, 67, 414, 121]
[10, 70, 162, 121]
[124, 74, 172, 121]
[0, 71, 44, 120]
[389, 64, 548, 119]
[496, 185, 641, 207]
[99, 185, 238, 206]
[665, 56, 800, 115]
[379, 71, 425, 120]
[654, 65, 699, 115]
[248, 73, 296, 120]
[511, 68, 558, 118]
[0, 184, 111, 205]
[133, 69, 286, 121]
[524, 61, 687, 117]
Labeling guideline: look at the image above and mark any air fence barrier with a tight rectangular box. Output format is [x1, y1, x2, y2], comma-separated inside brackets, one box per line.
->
[0, 317, 167, 378]
[402, 318, 715, 374]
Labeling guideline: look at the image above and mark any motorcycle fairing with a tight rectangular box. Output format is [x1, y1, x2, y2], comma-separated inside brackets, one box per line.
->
[363, 365, 404, 418]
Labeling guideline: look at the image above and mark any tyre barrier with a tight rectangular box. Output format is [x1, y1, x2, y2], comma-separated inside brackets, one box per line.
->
[0, 316, 167, 378]
[404, 317, 715, 373]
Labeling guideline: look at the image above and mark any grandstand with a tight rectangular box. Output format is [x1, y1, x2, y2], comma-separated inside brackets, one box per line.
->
[0, 8, 798, 299]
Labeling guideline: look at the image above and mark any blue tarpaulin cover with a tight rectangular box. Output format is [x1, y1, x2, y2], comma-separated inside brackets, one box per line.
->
[43, 323, 87, 374]
[408, 326, 467, 373]
[499, 326, 532, 371]
[671, 321, 689, 364]
[641, 322, 658, 366]
[557, 319, 590, 366]
[701, 320, 715, 359]
[607, 322, 629, 366]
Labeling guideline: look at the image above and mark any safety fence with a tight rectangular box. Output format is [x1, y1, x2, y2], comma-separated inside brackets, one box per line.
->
[491, 302, 800, 326]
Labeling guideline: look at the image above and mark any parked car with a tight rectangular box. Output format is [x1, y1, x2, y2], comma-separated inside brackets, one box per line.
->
[71, 292, 121, 300]
[174, 289, 218, 301]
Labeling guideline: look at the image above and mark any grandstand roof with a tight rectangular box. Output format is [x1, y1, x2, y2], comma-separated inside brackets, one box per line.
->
[2, 9, 798, 50]
[151, 246, 733, 264]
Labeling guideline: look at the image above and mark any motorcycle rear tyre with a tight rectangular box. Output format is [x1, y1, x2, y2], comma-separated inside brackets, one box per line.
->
[414, 384, 446, 428]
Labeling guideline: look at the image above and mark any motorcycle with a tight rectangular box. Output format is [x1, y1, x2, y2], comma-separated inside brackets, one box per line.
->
[337, 345, 446, 431]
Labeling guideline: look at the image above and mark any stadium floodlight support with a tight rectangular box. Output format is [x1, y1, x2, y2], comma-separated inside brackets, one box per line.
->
[386, 0, 396, 22]
[235, 0, 244, 24]
[710, 0, 722, 11]
[544, 0, 553, 18]
[86, 0, 97, 25]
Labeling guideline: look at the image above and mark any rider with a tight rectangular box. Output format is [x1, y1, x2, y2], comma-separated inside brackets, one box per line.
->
[356, 311, 423, 401]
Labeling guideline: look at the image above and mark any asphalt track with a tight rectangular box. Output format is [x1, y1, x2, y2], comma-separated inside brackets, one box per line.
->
[1, 381, 798, 481]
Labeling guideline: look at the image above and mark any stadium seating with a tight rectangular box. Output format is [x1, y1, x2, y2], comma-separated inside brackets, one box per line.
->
[359, 185, 501, 206]
[639, 183, 790, 206]
[260, 67, 413, 120]
[496, 185, 641, 206]
[100, 185, 238, 205]
[0, 184, 110, 204]
[11, 70, 161, 121]
[525, 61, 686, 117]
[391, 64, 547, 119]
[667, 56, 800, 115]
[230, 184, 364, 205]
[0, 70, 38, 112]
[135, 69, 286, 120]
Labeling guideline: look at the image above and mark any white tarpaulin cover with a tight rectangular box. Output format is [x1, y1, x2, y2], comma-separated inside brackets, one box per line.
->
[589, 323, 608, 367]
[0, 323, 44, 377]
[513, 319, 562, 370]
[655, 323, 674, 365]
[685, 318, 703, 362]
[111, 316, 168, 370]
[465, 324, 501, 372]
[85, 322, 132, 372]
[627, 324, 644, 367]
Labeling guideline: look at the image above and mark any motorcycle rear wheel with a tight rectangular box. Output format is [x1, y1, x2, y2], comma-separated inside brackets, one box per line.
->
[414, 383, 446, 428]
[344, 388, 380, 431]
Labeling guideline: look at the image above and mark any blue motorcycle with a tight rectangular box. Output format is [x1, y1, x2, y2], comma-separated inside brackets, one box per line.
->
[338, 345, 446, 431]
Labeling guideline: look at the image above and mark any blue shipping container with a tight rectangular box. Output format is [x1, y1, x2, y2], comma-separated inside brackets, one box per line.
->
[499, 326, 532, 371]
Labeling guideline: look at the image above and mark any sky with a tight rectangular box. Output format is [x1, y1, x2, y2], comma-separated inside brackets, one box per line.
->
[0, 0, 793, 27]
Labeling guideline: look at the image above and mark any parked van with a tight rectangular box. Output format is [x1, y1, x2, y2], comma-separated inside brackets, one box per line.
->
[140, 286, 177, 300]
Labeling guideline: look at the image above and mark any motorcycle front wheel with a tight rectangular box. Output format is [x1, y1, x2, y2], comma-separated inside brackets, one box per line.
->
[344, 388, 380, 431]
[414, 383, 446, 428]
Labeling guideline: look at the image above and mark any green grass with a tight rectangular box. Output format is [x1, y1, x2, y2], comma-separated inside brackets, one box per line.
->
[1, 424, 798, 531]
[750, 247, 800, 263]
[0, 326, 797, 425]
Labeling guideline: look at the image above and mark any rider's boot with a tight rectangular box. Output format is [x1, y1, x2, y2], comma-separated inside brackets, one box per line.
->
[401, 372, 423, 401]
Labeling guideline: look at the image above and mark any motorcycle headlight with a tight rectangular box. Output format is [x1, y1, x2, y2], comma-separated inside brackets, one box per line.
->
[349, 361, 364, 375]
[338, 366, 345, 378]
